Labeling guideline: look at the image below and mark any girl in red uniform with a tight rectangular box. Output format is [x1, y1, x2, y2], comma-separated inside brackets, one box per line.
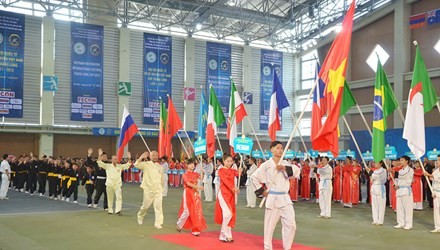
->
[169, 158, 176, 186]
[301, 160, 311, 200]
[176, 159, 207, 236]
[214, 154, 241, 243]
[351, 160, 361, 205]
[412, 161, 424, 210]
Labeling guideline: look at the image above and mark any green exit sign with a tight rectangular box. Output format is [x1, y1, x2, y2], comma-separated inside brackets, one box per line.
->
[118, 82, 132, 96]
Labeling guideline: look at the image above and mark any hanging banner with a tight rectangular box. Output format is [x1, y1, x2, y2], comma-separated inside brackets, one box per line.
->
[427, 149, 439, 160]
[0, 11, 24, 118]
[362, 151, 374, 161]
[234, 137, 254, 155]
[194, 138, 207, 156]
[206, 42, 231, 128]
[260, 49, 283, 130]
[143, 33, 172, 124]
[70, 22, 103, 121]
[285, 150, 296, 159]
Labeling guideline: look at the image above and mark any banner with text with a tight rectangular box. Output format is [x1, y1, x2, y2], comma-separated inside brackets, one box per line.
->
[71, 22, 104, 121]
[143, 33, 172, 124]
[0, 11, 24, 118]
[206, 42, 231, 128]
[260, 49, 283, 130]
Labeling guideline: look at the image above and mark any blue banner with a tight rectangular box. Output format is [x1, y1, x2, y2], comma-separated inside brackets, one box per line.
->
[0, 11, 24, 118]
[194, 138, 207, 156]
[260, 49, 283, 130]
[70, 22, 103, 121]
[234, 137, 254, 155]
[427, 150, 439, 160]
[143, 33, 172, 124]
[92, 127, 195, 139]
[251, 150, 263, 159]
[362, 151, 374, 161]
[206, 42, 231, 128]
[285, 150, 296, 159]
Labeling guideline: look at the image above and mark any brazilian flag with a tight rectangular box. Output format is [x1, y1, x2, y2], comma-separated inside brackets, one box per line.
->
[372, 60, 399, 162]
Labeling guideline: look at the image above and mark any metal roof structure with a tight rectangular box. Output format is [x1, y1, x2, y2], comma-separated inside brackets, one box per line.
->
[1, 0, 394, 51]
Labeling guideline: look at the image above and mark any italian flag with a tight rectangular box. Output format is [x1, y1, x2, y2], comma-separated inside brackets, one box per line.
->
[207, 86, 226, 158]
[227, 79, 248, 156]
[403, 44, 438, 158]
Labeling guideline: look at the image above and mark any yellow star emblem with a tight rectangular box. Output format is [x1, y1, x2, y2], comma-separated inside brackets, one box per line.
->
[326, 59, 347, 103]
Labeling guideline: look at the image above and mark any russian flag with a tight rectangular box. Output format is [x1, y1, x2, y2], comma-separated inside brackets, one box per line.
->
[268, 71, 290, 142]
[117, 107, 139, 162]
[311, 62, 326, 141]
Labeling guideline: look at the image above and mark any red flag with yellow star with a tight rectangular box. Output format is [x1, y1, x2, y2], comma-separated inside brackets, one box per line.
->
[311, 0, 355, 156]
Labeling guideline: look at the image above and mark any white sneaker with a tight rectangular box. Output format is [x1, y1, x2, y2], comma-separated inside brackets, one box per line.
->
[137, 218, 143, 225]
[25, 191, 29, 194]
[430, 229, 440, 233]
[54, 197, 58, 200]
[40, 193, 43, 197]
[88, 204, 92, 208]
[65, 198, 70, 202]
[61, 197, 65, 201]
[154, 225, 162, 229]
[394, 225, 404, 229]
[403, 227, 412, 230]
[73, 201, 78, 204]
[92, 204, 98, 208]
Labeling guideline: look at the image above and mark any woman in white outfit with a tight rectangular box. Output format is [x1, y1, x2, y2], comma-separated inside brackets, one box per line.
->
[245, 157, 258, 208]
[213, 158, 223, 199]
[368, 160, 388, 225]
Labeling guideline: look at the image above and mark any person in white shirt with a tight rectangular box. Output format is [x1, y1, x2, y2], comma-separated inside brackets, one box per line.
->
[425, 155, 440, 233]
[367, 160, 388, 225]
[317, 156, 333, 219]
[195, 159, 204, 196]
[96, 149, 131, 215]
[394, 155, 414, 230]
[202, 157, 214, 202]
[160, 156, 169, 197]
[135, 151, 164, 229]
[252, 141, 301, 250]
[0, 154, 11, 200]
[245, 157, 258, 208]
[214, 158, 223, 198]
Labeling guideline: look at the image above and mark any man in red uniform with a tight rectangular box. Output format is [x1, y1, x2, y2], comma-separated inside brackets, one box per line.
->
[301, 159, 311, 200]
[333, 160, 342, 202]
[342, 157, 353, 208]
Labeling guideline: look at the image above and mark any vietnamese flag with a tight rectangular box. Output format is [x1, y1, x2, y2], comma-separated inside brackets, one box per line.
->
[311, 0, 355, 156]
[165, 96, 183, 157]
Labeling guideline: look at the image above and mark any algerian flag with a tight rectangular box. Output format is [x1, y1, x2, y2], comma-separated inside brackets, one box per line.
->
[403, 44, 439, 158]
[372, 60, 398, 162]
[227, 78, 248, 156]
[207, 86, 226, 158]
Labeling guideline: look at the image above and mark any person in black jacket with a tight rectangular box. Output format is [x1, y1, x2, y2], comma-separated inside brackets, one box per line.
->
[82, 165, 96, 208]
[37, 155, 48, 196]
[87, 148, 108, 210]
[27, 154, 39, 195]
[65, 162, 80, 203]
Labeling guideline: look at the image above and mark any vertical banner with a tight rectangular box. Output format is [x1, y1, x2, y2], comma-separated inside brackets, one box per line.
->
[0, 11, 25, 118]
[206, 42, 231, 128]
[71, 22, 104, 121]
[143, 33, 172, 125]
[260, 49, 283, 130]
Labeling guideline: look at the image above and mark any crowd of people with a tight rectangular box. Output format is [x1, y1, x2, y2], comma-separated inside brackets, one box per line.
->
[1, 142, 440, 249]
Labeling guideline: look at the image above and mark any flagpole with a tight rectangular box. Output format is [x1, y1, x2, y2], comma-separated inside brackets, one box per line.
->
[418, 158, 434, 193]
[342, 116, 368, 173]
[177, 133, 191, 158]
[245, 117, 267, 161]
[436, 102, 440, 116]
[288, 108, 311, 161]
[138, 132, 151, 153]
[183, 130, 195, 151]
[259, 77, 318, 208]
[216, 129, 224, 153]
[355, 104, 372, 136]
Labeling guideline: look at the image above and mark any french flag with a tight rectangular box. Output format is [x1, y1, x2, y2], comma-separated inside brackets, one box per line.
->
[268, 71, 290, 142]
[117, 106, 139, 162]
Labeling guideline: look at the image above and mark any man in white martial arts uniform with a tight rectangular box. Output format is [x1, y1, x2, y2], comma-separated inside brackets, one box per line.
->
[426, 155, 440, 233]
[160, 156, 169, 197]
[135, 151, 164, 229]
[394, 155, 414, 230]
[0, 154, 11, 200]
[317, 156, 332, 218]
[97, 149, 132, 215]
[252, 141, 300, 250]
[245, 157, 258, 208]
[368, 161, 388, 225]
[202, 157, 214, 202]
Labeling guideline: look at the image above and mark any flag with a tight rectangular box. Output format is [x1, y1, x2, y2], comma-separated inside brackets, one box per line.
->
[117, 107, 139, 162]
[311, 0, 355, 156]
[409, 13, 426, 29]
[207, 86, 226, 158]
[311, 62, 326, 142]
[197, 90, 208, 139]
[339, 81, 357, 117]
[158, 99, 168, 157]
[165, 96, 183, 157]
[268, 71, 290, 142]
[403, 44, 439, 158]
[372, 60, 399, 162]
[227, 78, 248, 156]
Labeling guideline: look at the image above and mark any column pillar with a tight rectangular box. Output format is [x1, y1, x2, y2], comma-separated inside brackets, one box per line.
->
[242, 45, 252, 135]
[39, 15, 55, 157]
[184, 37, 195, 131]
[293, 54, 302, 151]
[393, 1, 411, 128]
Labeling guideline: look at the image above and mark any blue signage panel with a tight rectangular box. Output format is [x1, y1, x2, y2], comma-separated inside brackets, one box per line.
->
[233, 137, 254, 155]
[143, 33, 172, 124]
[43, 75, 58, 92]
[194, 139, 207, 156]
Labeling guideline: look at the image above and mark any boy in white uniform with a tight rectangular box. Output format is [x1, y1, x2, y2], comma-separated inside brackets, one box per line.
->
[426, 155, 440, 233]
[202, 157, 213, 202]
[317, 156, 332, 218]
[245, 157, 258, 208]
[0, 154, 11, 200]
[394, 155, 414, 230]
[252, 141, 300, 250]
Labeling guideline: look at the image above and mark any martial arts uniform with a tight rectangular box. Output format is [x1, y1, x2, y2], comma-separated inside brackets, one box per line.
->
[412, 167, 423, 210]
[214, 165, 223, 198]
[318, 164, 333, 218]
[300, 164, 311, 200]
[88, 156, 107, 209]
[245, 163, 258, 207]
[203, 162, 214, 202]
[370, 167, 387, 225]
[47, 163, 57, 199]
[333, 164, 342, 202]
[252, 158, 300, 250]
[135, 160, 164, 228]
[161, 161, 169, 197]
[96, 160, 130, 214]
[431, 167, 440, 232]
[65, 168, 79, 202]
[82, 172, 96, 207]
[28, 159, 39, 195]
[61, 167, 71, 200]
[0, 159, 11, 200]
[342, 164, 353, 207]
[394, 166, 414, 230]
[352, 164, 361, 205]
[37, 160, 48, 196]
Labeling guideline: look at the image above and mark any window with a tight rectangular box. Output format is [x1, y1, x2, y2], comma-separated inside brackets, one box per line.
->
[299, 97, 313, 112]
[300, 50, 318, 90]
[299, 118, 311, 136]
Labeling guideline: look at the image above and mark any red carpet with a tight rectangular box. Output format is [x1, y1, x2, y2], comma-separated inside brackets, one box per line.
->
[153, 231, 321, 250]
